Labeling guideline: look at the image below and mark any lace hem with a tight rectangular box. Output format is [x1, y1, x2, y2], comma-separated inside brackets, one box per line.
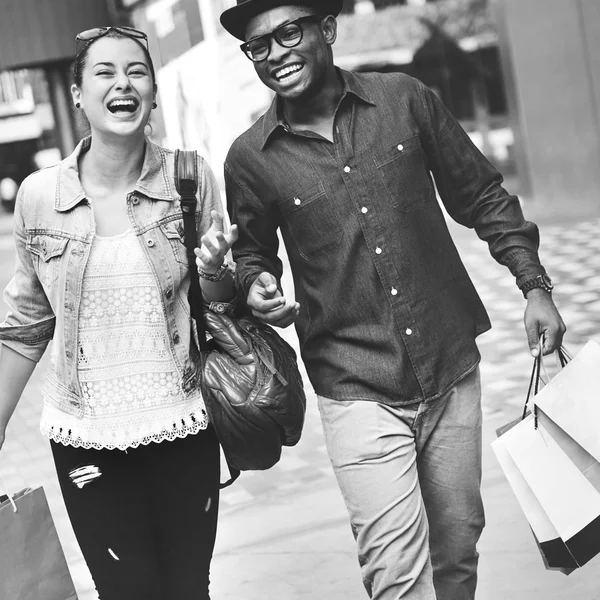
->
[40, 399, 209, 451]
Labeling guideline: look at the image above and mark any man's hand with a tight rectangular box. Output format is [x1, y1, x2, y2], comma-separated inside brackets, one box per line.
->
[195, 210, 239, 275]
[524, 289, 566, 357]
[248, 272, 300, 328]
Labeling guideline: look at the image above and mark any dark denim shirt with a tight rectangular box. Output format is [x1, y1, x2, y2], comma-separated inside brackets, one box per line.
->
[225, 69, 544, 406]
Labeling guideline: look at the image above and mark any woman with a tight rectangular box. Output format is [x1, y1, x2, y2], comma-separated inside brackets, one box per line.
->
[0, 26, 236, 599]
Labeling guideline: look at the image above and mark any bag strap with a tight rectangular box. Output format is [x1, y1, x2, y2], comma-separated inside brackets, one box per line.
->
[174, 150, 240, 489]
[522, 344, 571, 428]
[0, 476, 18, 512]
[174, 149, 210, 351]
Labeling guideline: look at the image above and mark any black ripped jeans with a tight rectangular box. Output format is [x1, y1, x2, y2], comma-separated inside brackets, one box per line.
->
[50, 427, 220, 600]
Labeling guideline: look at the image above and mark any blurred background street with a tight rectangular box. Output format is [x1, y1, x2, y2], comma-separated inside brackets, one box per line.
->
[1, 0, 600, 598]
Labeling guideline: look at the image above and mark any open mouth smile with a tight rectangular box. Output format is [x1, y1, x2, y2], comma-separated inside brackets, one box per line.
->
[107, 97, 139, 114]
[272, 63, 304, 83]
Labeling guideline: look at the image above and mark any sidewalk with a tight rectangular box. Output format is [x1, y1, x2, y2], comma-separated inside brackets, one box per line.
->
[210, 414, 600, 600]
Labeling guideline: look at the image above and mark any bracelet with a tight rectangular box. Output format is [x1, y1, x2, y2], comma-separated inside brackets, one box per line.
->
[198, 261, 230, 282]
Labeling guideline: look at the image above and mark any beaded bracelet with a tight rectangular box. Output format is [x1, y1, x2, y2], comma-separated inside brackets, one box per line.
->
[198, 260, 231, 282]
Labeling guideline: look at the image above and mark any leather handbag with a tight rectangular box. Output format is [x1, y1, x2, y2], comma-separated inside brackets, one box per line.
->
[174, 150, 307, 485]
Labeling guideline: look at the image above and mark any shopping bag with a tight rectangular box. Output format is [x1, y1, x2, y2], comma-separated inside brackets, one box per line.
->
[491, 421, 578, 574]
[533, 340, 600, 462]
[502, 413, 600, 569]
[492, 346, 600, 573]
[0, 485, 78, 600]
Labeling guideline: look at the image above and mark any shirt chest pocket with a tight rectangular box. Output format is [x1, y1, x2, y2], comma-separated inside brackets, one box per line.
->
[160, 219, 188, 266]
[374, 135, 434, 213]
[277, 182, 343, 261]
[26, 233, 69, 288]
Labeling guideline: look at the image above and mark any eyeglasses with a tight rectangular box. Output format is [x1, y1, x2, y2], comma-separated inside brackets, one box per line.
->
[240, 15, 322, 62]
[76, 26, 149, 55]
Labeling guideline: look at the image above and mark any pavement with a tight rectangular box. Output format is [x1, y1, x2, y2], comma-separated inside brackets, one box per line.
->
[0, 204, 599, 599]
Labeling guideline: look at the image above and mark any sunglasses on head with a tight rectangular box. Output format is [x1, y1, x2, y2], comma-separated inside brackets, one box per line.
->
[76, 26, 149, 55]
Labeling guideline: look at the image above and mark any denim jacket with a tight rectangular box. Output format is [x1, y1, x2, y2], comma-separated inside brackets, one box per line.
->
[0, 137, 222, 418]
[225, 70, 545, 405]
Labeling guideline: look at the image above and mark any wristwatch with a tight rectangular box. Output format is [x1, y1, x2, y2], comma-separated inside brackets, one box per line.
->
[519, 273, 554, 298]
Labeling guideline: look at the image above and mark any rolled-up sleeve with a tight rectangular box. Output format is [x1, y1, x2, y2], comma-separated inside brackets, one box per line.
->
[0, 185, 55, 361]
[416, 81, 545, 287]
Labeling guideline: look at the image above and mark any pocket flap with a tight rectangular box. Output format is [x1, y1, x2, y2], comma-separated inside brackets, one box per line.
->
[375, 135, 423, 167]
[160, 219, 185, 240]
[277, 181, 326, 215]
[26, 234, 68, 262]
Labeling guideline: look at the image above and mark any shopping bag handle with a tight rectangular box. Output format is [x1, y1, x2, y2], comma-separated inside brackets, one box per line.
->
[0, 476, 18, 512]
[522, 343, 571, 428]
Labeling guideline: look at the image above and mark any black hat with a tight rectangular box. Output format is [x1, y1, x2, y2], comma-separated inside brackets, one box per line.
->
[220, 0, 344, 41]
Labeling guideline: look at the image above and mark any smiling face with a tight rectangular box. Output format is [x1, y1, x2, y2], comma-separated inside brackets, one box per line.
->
[245, 5, 337, 101]
[71, 36, 156, 139]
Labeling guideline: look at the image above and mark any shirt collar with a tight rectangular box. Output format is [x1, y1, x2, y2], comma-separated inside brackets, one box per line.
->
[55, 136, 174, 211]
[260, 68, 376, 150]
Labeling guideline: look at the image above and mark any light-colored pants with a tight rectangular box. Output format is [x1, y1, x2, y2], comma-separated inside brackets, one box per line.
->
[318, 368, 484, 600]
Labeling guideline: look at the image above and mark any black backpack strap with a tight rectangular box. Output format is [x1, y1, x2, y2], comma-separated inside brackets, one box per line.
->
[175, 150, 240, 488]
[174, 149, 209, 350]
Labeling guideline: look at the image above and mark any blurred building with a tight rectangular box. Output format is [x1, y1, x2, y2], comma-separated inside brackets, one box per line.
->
[0, 69, 60, 209]
[0, 0, 596, 213]
[122, 0, 271, 181]
[0, 0, 115, 200]
[494, 0, 600, 212]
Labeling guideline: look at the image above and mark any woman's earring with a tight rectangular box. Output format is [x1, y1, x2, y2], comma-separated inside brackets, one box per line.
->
[152, 101, 157, 109]
[75, 102, 81, 109]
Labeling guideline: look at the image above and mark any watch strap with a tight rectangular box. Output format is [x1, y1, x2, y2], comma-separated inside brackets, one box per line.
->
[519, 274, 553, 298]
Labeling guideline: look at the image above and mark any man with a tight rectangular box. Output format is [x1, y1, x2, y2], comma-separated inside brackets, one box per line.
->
[220, 1, 566, 598]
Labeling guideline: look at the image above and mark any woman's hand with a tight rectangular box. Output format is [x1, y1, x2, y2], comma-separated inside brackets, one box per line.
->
[194, 210, 239, 275]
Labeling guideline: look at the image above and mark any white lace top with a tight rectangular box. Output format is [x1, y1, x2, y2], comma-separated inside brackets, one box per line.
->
[40, 229, 208, 450]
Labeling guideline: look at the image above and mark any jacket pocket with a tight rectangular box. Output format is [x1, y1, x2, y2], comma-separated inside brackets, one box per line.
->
[374, 135, 433, 212]
[160, 219, 188, 266]
[26, 233, 69, 288]
[277, 182, 343, 261]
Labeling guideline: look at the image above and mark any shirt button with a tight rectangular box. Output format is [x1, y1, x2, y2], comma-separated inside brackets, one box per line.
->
[397, 144, 404, 152]
[344, 166, 351, 173]
[391, 287, 398, 296]
[361, 207, 368, 214]
[132, 196, 140, 205]
[375, 247, 382, 254]
[147, 239, 155, 247]
[406, 328, 413, 336]
[173, 333, 180, 344]
[166, 289, 173, 299]
[294, 197, 301, 206]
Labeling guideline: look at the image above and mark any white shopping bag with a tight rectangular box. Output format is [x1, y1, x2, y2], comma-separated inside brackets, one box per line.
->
[502, 414, 600, 568]
[492, 422, 578, 573]
[533, 341, 600, 462]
